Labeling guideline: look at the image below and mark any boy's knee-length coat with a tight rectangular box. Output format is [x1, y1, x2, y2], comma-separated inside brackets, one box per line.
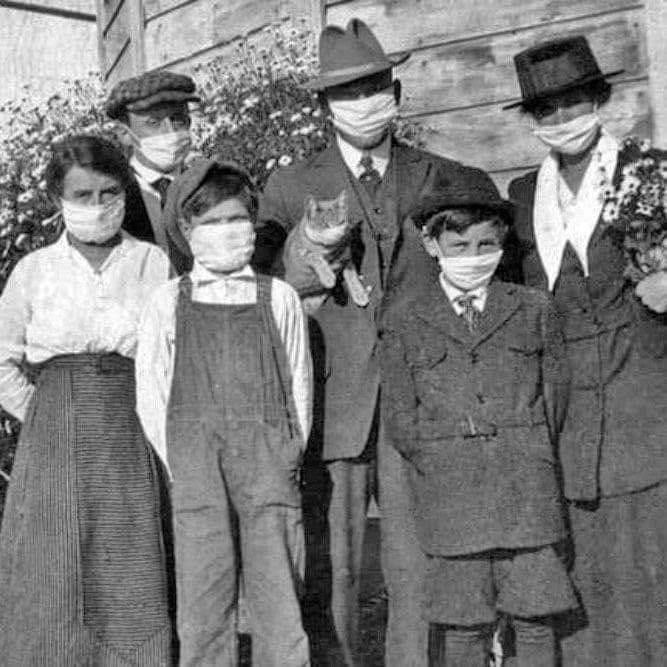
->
[258, 140, 495, 461]
[380, 278, 570, 556]
[507, 144, 667, 501]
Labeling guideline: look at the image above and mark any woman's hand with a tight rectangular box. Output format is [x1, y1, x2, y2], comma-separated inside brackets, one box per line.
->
[635, 271, 667, 313]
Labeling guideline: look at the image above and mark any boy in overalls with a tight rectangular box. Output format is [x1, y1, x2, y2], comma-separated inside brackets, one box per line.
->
[135, 158, 312, 666]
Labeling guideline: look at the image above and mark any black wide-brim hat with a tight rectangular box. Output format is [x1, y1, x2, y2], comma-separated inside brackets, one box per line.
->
[304, 18, 410, 91]
[503, 35, 624, 110]
[410, 165, 514, 229]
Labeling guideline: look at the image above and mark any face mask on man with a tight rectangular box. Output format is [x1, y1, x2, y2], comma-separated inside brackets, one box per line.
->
[132, 130, 191, 172]
[328, 88, 398, 147]
[61, 196, 125, 244]
[532, 111, 601, 155]
[437, 249, 503, 292]
[188, 220, 256, 274]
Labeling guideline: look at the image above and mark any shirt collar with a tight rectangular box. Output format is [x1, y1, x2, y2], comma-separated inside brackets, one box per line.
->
[438, 273, 488, 314]
[190, 259, 255, 285]
[336, 133, 391, 178]
[130, 155, 173, 187]
[59, 229, 132, 274]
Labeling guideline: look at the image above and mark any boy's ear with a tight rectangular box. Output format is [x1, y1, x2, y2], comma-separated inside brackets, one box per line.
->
[114, 122, 134, 159]
[420, 230, 440, 258]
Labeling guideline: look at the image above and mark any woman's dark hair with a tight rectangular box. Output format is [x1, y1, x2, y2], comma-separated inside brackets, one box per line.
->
[182, 166, 258, 222]
[423, 207, 508, 241]
[45, 134, 132, 201]
[522, 79, 612, 116]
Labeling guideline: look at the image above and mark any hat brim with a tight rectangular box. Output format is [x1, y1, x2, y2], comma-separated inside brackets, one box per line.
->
[412, 197, 515, 228]
[302, 51, 410, 91]
[502, 69, 625, 110]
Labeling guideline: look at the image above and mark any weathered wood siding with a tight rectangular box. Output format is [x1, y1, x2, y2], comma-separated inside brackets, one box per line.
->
[0, 1, 97, 105]
[323, 0, 656, 192]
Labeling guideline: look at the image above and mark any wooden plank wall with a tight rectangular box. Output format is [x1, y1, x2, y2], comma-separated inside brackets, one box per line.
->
[324, 0, 653, 193]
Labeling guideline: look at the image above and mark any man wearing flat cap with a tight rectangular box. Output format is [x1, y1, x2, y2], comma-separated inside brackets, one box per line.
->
[106, 70, 199, 274]
[258, 18, 499, 666]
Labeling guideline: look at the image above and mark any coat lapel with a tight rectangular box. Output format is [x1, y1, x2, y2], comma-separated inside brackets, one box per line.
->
[412, 277, 471, 345]
[471, 281, 522, 349]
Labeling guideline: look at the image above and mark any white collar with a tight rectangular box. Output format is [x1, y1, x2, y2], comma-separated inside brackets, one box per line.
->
[190, 259, 255, 285]
[130, 155, 174, 188]
[336, 133, 391, 178]
[533, 128, 619, 290]
[59, 229, 132, 274]
[438, 273, 488, 314]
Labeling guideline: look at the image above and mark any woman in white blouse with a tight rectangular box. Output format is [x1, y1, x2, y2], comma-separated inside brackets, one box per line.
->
[0, 135, 174, 665]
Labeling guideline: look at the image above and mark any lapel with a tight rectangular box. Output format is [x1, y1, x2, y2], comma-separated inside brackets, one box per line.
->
[135, 174, 168, 251]
[393, 142, 431, 219]
[412, 276, 471, 346]
[470, 280, 523, 349]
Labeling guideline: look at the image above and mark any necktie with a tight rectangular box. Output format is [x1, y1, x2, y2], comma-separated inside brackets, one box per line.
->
[151, 177, 172, 209]
[359, 154, 382, 197]
[456, 294, 481, 332]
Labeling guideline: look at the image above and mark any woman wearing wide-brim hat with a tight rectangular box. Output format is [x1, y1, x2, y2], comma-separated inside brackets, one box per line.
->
[506, 36, 667, 665]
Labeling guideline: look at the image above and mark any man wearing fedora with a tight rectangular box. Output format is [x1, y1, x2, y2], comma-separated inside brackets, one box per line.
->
[505, 36, 667, 665]
[258, 18, 499, 666]
[106, 70, 197, 274]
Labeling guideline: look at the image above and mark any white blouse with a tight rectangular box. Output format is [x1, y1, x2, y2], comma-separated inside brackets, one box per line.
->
[0, 231, 170, 421]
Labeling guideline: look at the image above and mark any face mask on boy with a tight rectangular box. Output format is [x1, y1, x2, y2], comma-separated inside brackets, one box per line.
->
[329, 88, 398, 146]
[437, 250, 504, 292]
[61, 196, 125, 244]
[188, 220, 256, 274]
[133, 130, 191, 172]
[532, 111, 600, 155]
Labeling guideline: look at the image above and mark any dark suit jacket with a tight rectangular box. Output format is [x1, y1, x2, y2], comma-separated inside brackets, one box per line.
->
[381, 278, 569, 556]
[258, 140, 495, 460]
[508, 146, 667, 500]
[123, 174, 192, 275]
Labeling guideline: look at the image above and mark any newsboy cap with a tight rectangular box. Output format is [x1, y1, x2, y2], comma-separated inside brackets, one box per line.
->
[410, 166, 514, 229]
[162, 157, 256, 257]
[105, 70, 200, 120]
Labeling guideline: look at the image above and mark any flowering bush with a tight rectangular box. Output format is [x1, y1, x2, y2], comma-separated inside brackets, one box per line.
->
[601, 137, 667, 282]
[0, 18, 429, 508]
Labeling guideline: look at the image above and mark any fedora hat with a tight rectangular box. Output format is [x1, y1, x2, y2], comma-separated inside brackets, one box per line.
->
[410, 166, 514, 229]
[304, 18, 410, 91]
[503, 35, 624, 110]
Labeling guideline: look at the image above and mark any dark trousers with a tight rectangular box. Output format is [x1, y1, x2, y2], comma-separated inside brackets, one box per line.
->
[305, 413, 428, 666]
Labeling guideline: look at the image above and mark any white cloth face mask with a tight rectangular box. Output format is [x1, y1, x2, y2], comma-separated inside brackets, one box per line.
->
[329, 88, 398, 146]
[188, 221, 256, 273]
[438, 250, 503, 292]
[532, 112, 601, 155]
[61, 196, 125, 244]
[133, 130, 191, 172]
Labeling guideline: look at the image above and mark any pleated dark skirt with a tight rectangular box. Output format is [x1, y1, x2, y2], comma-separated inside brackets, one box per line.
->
[0, 354, 173, 666]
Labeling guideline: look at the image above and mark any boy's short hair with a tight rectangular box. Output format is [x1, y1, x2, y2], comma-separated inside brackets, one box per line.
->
[181, 165, 258, 222]
[422, 206, 508, 241]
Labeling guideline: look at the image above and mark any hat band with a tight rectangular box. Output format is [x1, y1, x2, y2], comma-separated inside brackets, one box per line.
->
[318, 60, 392, 83]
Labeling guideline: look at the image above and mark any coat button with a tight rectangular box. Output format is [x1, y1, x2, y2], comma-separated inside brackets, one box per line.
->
[373, 207, 382, 214]
[470, 352, 479, 364]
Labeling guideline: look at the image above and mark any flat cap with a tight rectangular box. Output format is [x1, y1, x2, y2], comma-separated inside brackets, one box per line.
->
[163, 157, 256, 258]
[105, 70, 200, 119]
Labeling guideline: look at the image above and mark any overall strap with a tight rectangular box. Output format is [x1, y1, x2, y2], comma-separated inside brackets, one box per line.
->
[256, 274, 303, 444]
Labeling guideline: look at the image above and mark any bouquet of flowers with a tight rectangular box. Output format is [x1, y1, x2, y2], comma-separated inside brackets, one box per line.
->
[600, 136, 667, 282]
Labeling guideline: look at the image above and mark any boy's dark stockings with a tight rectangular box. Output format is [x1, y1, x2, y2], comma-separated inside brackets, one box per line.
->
[428, 617, 555, 667]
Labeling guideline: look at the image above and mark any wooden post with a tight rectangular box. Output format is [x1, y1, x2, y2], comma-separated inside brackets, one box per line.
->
[310, 0, 325, 32]
[95, 0, 107, 77]
[128, 0, 146, 74]
[645, 0, 667, 144]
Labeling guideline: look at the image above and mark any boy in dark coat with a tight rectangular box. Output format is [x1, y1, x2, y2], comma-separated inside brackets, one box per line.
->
[380, 173, 577, 666]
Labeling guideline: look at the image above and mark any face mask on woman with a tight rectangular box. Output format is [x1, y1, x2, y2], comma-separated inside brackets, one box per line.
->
[133, 130, 191, 172]
[188, 220, 256, 274]
[532, 112, 601, 155]
[61, 196, 125, 244]
[328, 88, 398, 147]
[438, 250, 504, 292]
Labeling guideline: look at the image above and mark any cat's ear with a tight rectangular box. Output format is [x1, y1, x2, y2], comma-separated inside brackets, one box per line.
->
[304, 196, 318, 218]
